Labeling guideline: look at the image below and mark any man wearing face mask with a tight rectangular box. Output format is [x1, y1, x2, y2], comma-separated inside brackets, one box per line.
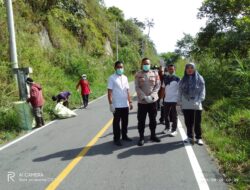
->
[108, 61, 133, 146]
[76, 74, 91, 108]
[160, 64, 180, 137]
[135, 58, 161, 146]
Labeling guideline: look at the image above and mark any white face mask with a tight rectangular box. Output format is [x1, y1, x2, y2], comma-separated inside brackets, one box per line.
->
[165, 72, 175, 76]
[169, 72, 175, 76]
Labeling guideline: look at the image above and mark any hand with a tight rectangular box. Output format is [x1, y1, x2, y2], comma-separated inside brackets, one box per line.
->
[194, 102, 200, 108]
[109, 104, 116, 113]
[177, 101, 182, 106]
[144, 96, 154, 103]
[129, 103, 133, 110]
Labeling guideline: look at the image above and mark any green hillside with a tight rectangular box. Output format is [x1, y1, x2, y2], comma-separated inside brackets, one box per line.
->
[0, 0, 158, 143]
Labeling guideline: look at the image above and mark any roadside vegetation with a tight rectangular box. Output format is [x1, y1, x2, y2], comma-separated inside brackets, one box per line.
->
[162, 1, 250, 189]
[0, 0, 158, 144]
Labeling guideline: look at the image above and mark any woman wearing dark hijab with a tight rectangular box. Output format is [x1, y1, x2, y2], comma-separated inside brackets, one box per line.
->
[178, 63, 206, 145]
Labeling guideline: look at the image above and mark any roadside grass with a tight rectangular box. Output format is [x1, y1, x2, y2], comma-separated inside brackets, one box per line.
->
[0, 109, 22, 144]
[0, 0, 154, 146]
[202, 105, 250, 190]
[0, 83, 108, 146]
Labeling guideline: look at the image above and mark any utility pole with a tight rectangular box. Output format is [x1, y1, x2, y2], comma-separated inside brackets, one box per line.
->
[6, 0, 28, 101]
[6, 0, 18, 70]
[115, 21, 119, 61]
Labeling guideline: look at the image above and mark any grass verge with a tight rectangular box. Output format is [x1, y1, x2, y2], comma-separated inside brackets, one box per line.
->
[0, 83, 108, 146]
[203, 113, 250, 190]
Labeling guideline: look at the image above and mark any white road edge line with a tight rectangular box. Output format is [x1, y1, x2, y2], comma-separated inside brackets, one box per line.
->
[0, 94, 107, 152]
[178, 118, 210, 190]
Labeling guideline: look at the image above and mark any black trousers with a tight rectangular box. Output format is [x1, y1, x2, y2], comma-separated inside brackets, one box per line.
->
[164, 102, 178, 132]
[113, 107, 129, 141]
[160, 105, 174, 123]
[82, 95, 89, 107]
[137, 102, 157, 139]
[183, 110, 202, 139]
[159, 105, 165, 122]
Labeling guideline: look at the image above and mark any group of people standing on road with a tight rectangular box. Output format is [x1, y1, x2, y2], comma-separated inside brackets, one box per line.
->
[108, 58, 206, 147]
[25, 56, 205, 146]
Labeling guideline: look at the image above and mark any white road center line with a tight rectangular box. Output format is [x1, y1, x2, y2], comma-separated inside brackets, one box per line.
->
[178, 118, 210, 190]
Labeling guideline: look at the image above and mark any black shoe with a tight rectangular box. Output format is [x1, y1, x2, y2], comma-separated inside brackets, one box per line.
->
[41, 117, 45, 126]
[114, 140, 122, 146]
[34, 117, 43, 128]
[137, 139, 145, 146]
[150, 136, 161, 143]
[122, 136, 132, 142]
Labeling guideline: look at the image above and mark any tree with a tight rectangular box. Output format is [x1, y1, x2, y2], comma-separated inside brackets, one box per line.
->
[198, 0, 250, 29]
[160, 52, 180, 65]
[26, 0, 58, 12]
[145, 18, 154, 37]
[197, 0, 250, 58]
[131, 18, 145, 30]
[107, 6, 125, 22]
[175, 33, 197, 58]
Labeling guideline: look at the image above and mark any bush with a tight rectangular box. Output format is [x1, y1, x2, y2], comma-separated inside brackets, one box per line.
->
[0, 108, 19, 132]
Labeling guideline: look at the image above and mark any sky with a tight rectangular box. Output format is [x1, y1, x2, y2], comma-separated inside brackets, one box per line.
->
[104, 0, 206, 53]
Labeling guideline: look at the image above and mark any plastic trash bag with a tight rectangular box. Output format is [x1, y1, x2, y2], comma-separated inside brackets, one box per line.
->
[53, 102, 77, 119]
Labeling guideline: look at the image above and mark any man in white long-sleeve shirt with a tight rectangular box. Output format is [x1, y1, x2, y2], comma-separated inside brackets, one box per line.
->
[108, 61, 133, 146]
[160, 64, 180, 137]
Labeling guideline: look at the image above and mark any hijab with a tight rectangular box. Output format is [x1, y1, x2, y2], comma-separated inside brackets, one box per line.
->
[179, 63, 204, 100]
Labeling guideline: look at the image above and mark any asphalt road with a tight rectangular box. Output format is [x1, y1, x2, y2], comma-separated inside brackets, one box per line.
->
[0, 84, 228, 190]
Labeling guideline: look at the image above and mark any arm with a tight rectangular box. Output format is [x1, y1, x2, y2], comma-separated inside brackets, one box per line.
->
[198, 78, 206, 102]
[200, 86, 206, 102]
[67, 92, 71, 99]
[177, 81, 182, 104]
[108, 89, 116, 113]
[76, 80, 80, 90]
[127, 90, 132, 104]
[87, 81, 91, 93]
[107, 77, 116, 113]
[150, 73, 161, 100]
[160, 87, 165, 99]
[127, 90, 133, 110]
[135, 74, 146, 101]
[159, 81, 166, 99]
[30, 88, 38, 99]
[108, 89, 113, 105]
